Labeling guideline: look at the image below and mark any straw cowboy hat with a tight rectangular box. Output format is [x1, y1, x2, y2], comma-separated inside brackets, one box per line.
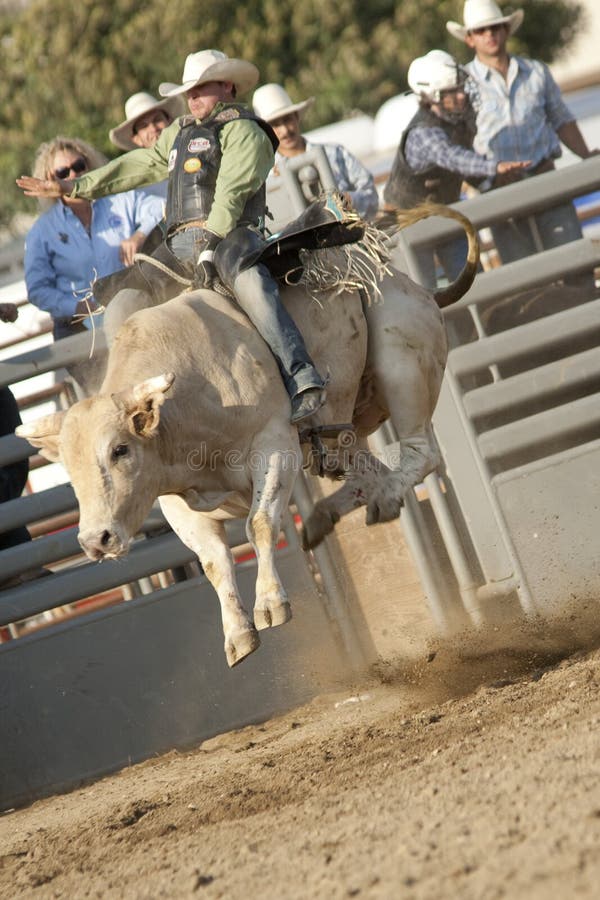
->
[252, 84, 315, 123]
[158, 49, 259, 99]
[109, 92, 183, 150]
[446, 0, 524, 42]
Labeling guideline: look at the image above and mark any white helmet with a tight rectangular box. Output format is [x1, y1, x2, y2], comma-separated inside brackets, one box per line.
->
[407, 50, 467, 102]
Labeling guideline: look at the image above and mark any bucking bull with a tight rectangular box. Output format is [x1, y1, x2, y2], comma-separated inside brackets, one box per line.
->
[18, 204, 478, 666]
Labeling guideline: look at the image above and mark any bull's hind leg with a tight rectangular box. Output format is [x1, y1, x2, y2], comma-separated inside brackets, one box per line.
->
[159, 494, 260, 667]
[369, 342, 443, 507]
[301, 447, 398, 550]
[302, 347, 442, 550]
[246, 442, 300, 630]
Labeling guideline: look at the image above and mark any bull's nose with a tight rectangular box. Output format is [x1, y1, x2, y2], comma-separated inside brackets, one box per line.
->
[78, 529, 124, 560]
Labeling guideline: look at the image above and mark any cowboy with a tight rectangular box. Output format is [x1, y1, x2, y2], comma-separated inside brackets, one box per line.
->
[109, 92, 183, 153]
[18, 50, 326, 424]
[109, 91, 184, 254]
[447, 0, 599, 272]
[109, 91, 183, 205]
[252, 84, 379, 221]
[383, 49, 527, 288]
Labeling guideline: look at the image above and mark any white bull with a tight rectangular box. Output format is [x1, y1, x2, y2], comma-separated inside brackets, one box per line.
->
[17, 206, 478, 666]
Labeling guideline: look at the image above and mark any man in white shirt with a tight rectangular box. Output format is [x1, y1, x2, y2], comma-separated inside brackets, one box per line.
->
[447, 0, 598, 278]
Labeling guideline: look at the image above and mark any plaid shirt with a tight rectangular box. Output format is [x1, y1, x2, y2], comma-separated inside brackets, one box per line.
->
[404, 124, 496, 181]
[466, 56, 574, 167]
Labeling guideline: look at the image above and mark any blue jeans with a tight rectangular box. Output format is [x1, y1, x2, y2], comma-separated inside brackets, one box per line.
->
[491, 201, 583, 264]
[491, 201, 595, 292]
[168, 227, 324, 398]
[415, 235, 468, 290]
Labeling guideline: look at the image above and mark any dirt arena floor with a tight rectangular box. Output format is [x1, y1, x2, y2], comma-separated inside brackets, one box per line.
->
[3, 604, 600, 899]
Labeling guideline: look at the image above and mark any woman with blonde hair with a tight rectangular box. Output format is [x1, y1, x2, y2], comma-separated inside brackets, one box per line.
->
[23, 136, 163, 392]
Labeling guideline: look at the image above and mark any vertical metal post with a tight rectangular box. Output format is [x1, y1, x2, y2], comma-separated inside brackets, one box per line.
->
[468, 303, 501, 382]
[291, 472, 369, 667]
[393, 230, 432, 287]
[442, 367, 537, 615]
[423, 472, 484, 626]
[368, 424, 454, 631]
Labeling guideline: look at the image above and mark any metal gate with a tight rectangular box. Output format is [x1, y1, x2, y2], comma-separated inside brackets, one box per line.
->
[389, 155, 600, 625]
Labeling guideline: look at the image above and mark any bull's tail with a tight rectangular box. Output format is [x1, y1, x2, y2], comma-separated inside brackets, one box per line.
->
[387, 202, 480, 309]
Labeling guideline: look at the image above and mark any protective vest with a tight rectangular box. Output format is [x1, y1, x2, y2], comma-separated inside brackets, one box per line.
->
[165, 105, 278, 233]
[383, 106, 475, 208]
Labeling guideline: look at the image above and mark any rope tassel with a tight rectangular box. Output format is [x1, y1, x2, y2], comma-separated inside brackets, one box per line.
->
[293, 214, 393, 305]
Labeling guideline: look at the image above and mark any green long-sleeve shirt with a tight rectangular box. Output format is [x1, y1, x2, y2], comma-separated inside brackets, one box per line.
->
[71, 102, 274, 238]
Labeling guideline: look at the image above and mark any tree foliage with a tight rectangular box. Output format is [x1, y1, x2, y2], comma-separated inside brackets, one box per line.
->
[0, 0, 585, 231]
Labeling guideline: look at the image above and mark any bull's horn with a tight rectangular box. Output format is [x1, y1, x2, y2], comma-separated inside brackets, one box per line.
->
[130, 372, 175, 404]
[15, 411, 67, 463]
[16, 411, 66, 439]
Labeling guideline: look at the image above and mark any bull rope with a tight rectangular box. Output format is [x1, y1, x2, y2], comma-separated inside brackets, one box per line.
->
[132, 253, 194, 287]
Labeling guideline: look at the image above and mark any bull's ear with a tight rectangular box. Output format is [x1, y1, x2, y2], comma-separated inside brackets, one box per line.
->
[15, 411, 67, 463]
[111, 372, 175, 439]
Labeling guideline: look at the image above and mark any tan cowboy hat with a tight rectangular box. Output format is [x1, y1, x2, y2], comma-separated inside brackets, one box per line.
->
[252, 84, 315, 123]
[109, 92, 183, 150]
[158, 49, 259, 99]
[447, 0, 524, 42]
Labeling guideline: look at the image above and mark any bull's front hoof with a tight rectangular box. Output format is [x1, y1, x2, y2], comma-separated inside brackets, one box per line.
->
[254, 601, 292, 630]
[301, 508, 340, 551]
[225, 626, 260, 667]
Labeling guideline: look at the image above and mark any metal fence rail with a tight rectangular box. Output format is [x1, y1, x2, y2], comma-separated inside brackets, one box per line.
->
[387, 154, 600, 623]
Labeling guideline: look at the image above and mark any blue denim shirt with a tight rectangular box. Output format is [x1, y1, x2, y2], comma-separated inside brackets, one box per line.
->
[466, 55, 574, 167]
[24, 189, 164, 320]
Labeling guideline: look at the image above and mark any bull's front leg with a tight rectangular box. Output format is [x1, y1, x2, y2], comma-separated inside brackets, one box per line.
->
[247, 444, 299, 630]
[159, 494, 260, 667]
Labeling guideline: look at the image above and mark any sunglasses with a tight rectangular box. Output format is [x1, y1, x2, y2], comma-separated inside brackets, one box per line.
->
[471, 23, 505, 35]
[53, 156, 87, 180]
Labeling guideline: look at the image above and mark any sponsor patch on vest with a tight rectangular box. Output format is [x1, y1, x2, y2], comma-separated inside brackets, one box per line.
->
[187, 137, 211, 153]
[168, 148, 177, 172]
[183, 158, 202, 173]
[217, 108, 241, 122]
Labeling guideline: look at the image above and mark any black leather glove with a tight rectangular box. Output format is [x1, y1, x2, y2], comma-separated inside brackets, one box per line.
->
[195, 230, 220, 289]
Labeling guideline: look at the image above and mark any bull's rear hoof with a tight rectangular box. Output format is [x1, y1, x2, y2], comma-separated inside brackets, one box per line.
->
[366, 497, 403, 526]
[225, 627, 260, 667]
[254, 601, 292, 631]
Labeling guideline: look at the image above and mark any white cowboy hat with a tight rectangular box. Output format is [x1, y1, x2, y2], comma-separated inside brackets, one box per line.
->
[446, 0, 524, 42]
[252, 84, 315, 123]
[109, 92, 183, 150]
[158, 49, 259, 99]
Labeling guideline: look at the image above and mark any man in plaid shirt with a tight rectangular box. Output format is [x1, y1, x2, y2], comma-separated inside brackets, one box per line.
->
[383, 49, 526, 288]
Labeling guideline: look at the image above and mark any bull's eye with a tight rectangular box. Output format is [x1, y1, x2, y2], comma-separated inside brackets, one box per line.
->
[111, 443, 129, 462]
